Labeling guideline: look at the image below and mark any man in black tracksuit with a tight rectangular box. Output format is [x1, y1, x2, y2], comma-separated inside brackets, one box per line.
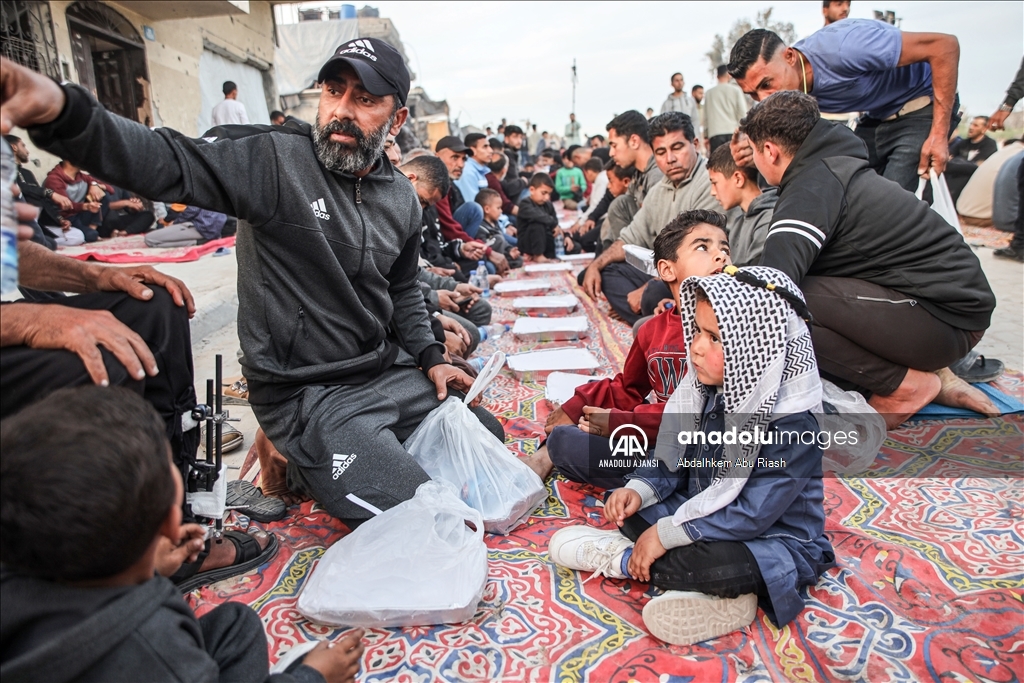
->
[742, 92, 996, 425]
[4, 40, 499, 525]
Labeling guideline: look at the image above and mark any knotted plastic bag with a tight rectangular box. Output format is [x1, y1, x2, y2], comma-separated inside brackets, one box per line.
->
[297, 481, 487, 628]
[404, 352, 546, 534]
[818, 379, 886, 474]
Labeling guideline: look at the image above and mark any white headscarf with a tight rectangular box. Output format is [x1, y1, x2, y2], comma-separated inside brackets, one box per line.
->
[653, 266, 822, 528]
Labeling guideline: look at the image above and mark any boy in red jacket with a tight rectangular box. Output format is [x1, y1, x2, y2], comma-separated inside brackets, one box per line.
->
[523, 209, 731, 488]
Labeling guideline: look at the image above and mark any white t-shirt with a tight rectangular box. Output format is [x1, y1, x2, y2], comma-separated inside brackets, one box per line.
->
[211, 98, 250, 126]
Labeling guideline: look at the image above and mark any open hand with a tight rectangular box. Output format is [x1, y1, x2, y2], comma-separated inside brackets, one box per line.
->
[426, 363, 477, 404]
[95, 265, 195, 317]
[3, 303, 158, 385]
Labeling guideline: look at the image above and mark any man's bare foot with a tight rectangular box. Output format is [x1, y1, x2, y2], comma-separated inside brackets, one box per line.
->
[868, 368, 941, 430]
[256, 428, 309, 507]
[933, 367, 1000, 417]
[199, 528, 271, 572]
[522, 445, 554, 480]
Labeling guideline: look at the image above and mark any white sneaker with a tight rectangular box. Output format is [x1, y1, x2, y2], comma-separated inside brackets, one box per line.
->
[548, 526, 633, 580]
[642, 590, 757, 645]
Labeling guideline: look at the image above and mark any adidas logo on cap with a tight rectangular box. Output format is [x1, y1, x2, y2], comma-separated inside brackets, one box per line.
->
[311, 197, 330, 221]
[339, 39, 377, 62]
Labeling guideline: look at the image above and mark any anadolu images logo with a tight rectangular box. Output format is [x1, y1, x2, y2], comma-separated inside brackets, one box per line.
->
[608, 424, 648, 458]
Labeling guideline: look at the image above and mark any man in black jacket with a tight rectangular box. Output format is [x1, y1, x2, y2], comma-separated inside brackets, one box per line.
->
[744, 91, 998, 427]
[0, 39, 492, 526]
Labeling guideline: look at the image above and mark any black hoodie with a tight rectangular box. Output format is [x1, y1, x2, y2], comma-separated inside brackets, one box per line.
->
[29, 85, 446, 404]
[0, 572, 313, 683]
[760, 119, 995, 331]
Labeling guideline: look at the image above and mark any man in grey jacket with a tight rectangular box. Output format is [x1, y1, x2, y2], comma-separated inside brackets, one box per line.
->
[0, 40, 494, 526]
[580, 112, 720, 325]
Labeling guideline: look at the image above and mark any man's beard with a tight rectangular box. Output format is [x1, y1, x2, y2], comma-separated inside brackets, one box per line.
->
[313, 112, 395, 174]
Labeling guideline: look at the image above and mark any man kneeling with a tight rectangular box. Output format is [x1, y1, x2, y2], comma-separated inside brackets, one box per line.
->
[744, 91, 998, 426]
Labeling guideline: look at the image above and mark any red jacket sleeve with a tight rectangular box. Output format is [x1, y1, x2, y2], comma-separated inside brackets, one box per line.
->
[562, 323, 653, 420]
[44, 169, 84, 215]
[436, 195, 475, 243]
[485, 173, 515, 215]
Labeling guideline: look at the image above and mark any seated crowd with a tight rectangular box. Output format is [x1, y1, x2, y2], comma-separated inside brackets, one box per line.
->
[0, 20, 1017, 680]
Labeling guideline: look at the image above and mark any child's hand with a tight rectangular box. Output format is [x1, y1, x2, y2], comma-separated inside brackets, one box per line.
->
[604, 488, 641, 527]
[628, 526, 666, 582]
[653, 299, 675, 315]
[563, 236, 574, 252]
[154, 523, 206, 577]
[545, 405, 575, 434]
[578, 406, 611, 436]
[303, 629, 365, 683]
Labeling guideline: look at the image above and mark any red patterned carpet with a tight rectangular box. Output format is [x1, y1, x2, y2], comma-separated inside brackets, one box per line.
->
[189, 269, 1024, 682]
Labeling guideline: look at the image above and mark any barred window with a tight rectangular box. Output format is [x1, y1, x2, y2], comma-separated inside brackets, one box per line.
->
[1, 1, 61, 80]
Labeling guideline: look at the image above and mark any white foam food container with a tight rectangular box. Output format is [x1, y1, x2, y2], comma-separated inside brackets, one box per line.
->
[512, 316, 589, 342]
[507, 348, 601, 379]
[545, 371, 612, 404]
[524, 262, 575, 273]
[513, 294, 579, 316]
[558, 253, 595, 263]
[623, 244, 657, 276]
[492, 279, 552, 296]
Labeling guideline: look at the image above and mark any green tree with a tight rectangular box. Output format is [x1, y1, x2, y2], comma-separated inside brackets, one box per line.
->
[706, 8, 798, 77]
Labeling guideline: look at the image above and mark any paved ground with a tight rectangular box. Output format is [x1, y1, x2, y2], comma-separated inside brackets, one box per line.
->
[178, 239, 1023, 480]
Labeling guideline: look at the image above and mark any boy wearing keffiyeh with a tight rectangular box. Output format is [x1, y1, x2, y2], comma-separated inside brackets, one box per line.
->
[548, 266, 835, 645]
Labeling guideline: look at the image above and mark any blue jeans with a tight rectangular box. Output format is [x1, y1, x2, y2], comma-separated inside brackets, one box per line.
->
[856, 98, 961, 193]
[453, 202, 484, 239]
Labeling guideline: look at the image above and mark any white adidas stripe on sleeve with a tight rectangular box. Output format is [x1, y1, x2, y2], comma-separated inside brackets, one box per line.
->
[766, 226, 823, 249]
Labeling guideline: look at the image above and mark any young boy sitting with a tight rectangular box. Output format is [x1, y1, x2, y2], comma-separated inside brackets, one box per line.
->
[706, 144, 777, 266]
[475, 188, 523, 269]
[548, 266, 834, 646]
[554, 151, 586, 209]
[517, 172, 578, 262]
[0, 386, 364, 683]
[523, 210, 731, 486]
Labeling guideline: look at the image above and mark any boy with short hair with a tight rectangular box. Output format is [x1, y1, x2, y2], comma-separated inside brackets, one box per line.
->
[523, 210, 731, 484]
[516, 173, 562, 262]
[707, 144, 777, 266]
[0, 386, 364, 683]
[475, 188, 522, 268]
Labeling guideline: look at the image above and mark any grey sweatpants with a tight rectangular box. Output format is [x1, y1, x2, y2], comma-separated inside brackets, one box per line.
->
[144, 223, 203, 248]
[252, 354, 504, 525]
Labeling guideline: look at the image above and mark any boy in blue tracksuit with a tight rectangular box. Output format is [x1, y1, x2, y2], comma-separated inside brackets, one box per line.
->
[549, 265, 835, 646]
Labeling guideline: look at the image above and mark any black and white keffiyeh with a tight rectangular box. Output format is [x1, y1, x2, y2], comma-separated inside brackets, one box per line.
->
[653, 266, 822, 527]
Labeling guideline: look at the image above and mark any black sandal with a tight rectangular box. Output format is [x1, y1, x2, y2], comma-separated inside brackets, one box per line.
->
[174, 530, 278, 593]
[226, 480, 286, 522]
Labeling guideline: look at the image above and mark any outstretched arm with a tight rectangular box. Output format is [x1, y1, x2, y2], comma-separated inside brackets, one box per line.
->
[897, 31, 959, 177]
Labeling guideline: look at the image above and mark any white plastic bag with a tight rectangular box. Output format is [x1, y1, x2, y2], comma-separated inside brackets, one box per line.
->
[404, 352, 546, 534]
[916, 169, 962, 234]
[297, 481, 487, 628]
[817, 379, 886, 474]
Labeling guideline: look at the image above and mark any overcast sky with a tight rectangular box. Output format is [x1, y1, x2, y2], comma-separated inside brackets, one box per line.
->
[357, 0, 1023, 137]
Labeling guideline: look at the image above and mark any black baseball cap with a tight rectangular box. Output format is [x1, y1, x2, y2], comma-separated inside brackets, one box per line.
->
[435, 136, 470, 154]
[318, 37, 411, 106]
